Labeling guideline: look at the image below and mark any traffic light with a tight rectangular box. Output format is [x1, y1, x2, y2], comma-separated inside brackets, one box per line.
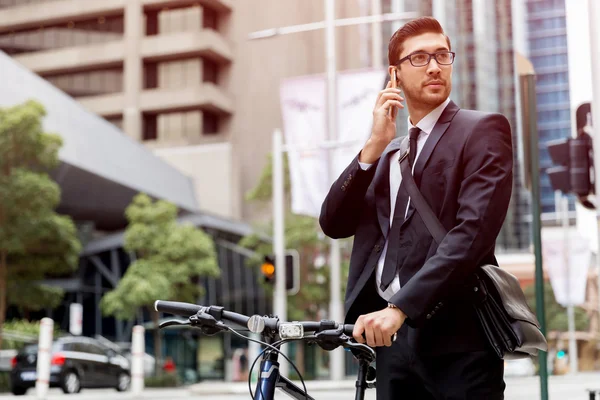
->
[546, 102, 595, 205]
[546, 135, 593, 197]
[260, 252, 300, 294]
[261, 256, 276, 283]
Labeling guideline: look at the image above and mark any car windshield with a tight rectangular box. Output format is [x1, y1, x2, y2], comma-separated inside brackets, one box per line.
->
[21, 343, 61, 355]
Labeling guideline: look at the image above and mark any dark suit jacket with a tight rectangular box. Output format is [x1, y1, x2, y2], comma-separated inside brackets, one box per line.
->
[319, 101, 513, 356]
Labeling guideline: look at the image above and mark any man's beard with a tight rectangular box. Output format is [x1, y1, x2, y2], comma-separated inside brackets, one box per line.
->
[404, 84, 450, 108]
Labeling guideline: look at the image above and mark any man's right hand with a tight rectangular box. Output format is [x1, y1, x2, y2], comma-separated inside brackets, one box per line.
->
[359, 81, 404, 164]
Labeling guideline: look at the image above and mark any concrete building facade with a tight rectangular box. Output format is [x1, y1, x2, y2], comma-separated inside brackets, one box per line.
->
[0, 0, 368, 223]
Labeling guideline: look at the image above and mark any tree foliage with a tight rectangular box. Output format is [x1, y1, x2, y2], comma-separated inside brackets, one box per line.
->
[0, 100, 81, 348]
[1, 319, 60, 350]
[100, 193, 220, 320]
[100, 193, 220, 372]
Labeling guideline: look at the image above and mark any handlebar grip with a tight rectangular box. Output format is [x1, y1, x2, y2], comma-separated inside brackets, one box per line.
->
[154, 300, 202, 317]
[342, 324, 397, 342]
[343, 324, 354, 336]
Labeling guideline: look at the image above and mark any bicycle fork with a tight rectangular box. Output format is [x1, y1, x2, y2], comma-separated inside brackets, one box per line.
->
[254, 351, 279, 400]
[254, 349, 372, 400]
[254, 350, 317, 400]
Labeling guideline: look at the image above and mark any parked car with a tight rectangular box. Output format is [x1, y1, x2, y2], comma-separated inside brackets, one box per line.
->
[10, 336, 130, 396]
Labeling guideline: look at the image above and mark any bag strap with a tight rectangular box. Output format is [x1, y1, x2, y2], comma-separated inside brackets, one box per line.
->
[399, 153, 447, 244]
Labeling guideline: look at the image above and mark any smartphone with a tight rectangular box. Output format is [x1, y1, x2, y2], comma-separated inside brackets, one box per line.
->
[389, 69, 400, 119]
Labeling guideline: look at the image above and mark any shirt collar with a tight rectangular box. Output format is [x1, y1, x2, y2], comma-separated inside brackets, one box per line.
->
[408, 97, 451, 135]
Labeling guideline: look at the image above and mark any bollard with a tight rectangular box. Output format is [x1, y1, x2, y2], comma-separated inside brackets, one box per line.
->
[131, 325, 145, 397]
[588, 389, 598, 400]
[35, 318, 54, 400]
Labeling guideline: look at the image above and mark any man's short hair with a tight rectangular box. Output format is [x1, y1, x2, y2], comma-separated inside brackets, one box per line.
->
[388, 16, 452, 66]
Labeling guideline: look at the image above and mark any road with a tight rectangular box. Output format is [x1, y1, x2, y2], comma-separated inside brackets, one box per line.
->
[1, 373, 599, 399]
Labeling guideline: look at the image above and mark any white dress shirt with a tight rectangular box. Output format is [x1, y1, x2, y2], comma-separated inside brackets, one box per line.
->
[358, 97, 451, 301]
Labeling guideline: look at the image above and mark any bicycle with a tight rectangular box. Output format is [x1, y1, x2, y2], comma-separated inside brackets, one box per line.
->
[154, 300, 378, 400]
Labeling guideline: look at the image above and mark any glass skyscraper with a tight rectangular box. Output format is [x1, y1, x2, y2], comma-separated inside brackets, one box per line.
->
[526, 0, 573, 213]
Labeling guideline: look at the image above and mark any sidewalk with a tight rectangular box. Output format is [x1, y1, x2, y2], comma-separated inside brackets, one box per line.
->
[189, 372, 600, 396]
[189, 379, 358, 395]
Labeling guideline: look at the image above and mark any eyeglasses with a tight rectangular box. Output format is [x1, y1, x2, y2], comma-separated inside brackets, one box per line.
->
[397, 51, 456, 67]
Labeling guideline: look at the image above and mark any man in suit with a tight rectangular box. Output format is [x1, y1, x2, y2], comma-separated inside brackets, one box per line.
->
[319, 17, 513, 399]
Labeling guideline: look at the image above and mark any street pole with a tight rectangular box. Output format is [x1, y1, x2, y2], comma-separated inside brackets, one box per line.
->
[523, 73, 548, 400]
[559, 194, 578, 374]
[588, 0, 600, 337]
[325, 0, 345, 382]
[272, 128, 288, 378]
[371, 0, 383, 69]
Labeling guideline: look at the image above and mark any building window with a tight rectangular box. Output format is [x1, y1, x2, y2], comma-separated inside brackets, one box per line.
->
[44, 67, 123, 97]
[203, 111, 219, 135]
[143, 114, 158, 141]
[146, 10, 159, 36]
[0, 15, 124, 55]
[202, 58, 219, 84]
[144, 62, 159, 89]
[203, 7, 218, 31]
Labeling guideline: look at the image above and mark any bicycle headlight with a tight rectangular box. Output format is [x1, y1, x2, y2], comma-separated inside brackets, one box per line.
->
[279, 323, 304, 339]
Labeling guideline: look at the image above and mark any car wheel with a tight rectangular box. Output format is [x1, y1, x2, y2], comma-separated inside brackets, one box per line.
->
[11, 386, 27, 396]
[116, 372, 130, 392]
[61, 371, 81, 394]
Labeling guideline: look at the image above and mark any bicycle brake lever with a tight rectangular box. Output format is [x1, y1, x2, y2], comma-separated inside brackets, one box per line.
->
[159, 320, 191, 329]
[342, 341, 376, 363]
[189, 311, 228, 336]
[314, 327, 348, 351]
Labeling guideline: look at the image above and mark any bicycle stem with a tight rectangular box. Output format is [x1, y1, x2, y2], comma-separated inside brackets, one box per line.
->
[354, 359, 371, 400]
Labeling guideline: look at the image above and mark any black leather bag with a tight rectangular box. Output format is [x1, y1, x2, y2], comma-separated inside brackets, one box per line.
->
[398, 146, 548, 359]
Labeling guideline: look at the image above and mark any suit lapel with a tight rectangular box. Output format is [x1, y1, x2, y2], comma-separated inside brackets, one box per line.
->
[403, 101, 460, 224]
[413, 101, 460, 186]
[374, 138, 403, 237]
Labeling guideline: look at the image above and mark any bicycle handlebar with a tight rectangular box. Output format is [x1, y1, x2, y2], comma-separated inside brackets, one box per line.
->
[155, 298, 378, 397]
[154, 300, 356, 336]
[154, 300, 202, 317]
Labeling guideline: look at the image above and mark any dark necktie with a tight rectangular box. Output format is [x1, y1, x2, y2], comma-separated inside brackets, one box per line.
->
[380, 127, 421, 292]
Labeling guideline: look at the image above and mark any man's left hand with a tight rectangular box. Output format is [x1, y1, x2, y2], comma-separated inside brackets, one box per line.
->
[353, 306, 406, 347]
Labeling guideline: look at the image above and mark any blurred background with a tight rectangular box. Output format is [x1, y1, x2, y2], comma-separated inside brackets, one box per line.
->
[0, 0, 599, 396]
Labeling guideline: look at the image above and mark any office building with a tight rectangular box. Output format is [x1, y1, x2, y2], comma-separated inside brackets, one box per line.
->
[525, 0, 573, 213]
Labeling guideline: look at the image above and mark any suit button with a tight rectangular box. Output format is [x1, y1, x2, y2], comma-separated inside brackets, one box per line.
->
[426, 313, 432, 320]
[438, 302, 444, 307]
[341, 185, 346, 192]
[374, 244, 382, 253]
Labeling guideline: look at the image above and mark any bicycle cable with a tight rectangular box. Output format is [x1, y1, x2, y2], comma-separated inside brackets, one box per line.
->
[226, 326, 309, 400]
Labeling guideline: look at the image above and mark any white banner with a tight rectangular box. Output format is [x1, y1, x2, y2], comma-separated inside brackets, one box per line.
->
[69, 303, 83, 336]
[542, 228, 592, 306]
[280, 68, 386, 217]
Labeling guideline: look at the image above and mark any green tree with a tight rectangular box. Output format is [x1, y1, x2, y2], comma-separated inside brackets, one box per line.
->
[100, 193, 220, 373]
[524, 283, 589, 332]
[239, 153, 352, 375]
[0, 100, 81, 349]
